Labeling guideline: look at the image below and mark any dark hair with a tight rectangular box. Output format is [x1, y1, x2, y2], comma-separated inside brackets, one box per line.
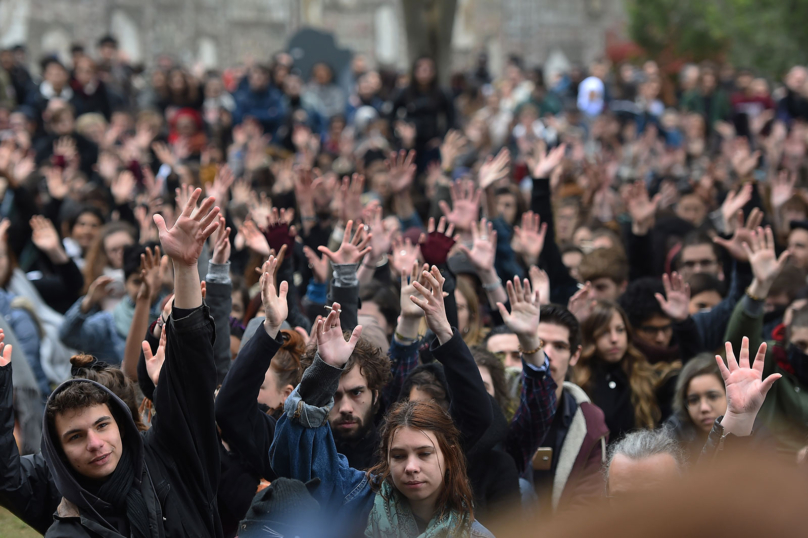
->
[678, 231, 721, 267]
[359, 281, 399, 332]
[301, 336, 391, 395]
[540, 304, 582, 351]
[687, 272, 726, 298]
[65, 205, 105, 234]
[673, 353, 724, 432]
[369, 400, 475, 529]
[470, 347, 513, 416]
[122, 243, 149, 282]
[578, 247, 629, 285]
[618, 277, 668, 329]
[271, 330, 305, 390]
[46, 382, 116, 439]
[69, 354, 146, 431]
[401, 365, 449, 410]
[40, 56, 65, 73]
[484, 324, 515, 343]
[769, 265, 808, 303]
[97, 35, 118, 48]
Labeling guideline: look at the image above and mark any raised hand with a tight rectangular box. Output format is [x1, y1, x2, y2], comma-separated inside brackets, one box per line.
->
[625, 181, 661, 236]
[231, 177, 252, 205]
[497, 277, 541, 337]
[512, 211, 547, 266]
[337, 174, 365, 225]
[717, 337, 781, 436]
[0, 330, 12, 367]
[318, 220, 372, 265]
[568, 282, 596, 322]
[143, 328, 166, 386]
[720, 183, 753, 235]
[714, 207, 764, 262]
[154, 187, 220, 267]
[400, 262, 431, 319]
[744, 226, 790, 295]
[205, 164, 235, 210]
[111, 170, 136, 205]
[315, 304, 363, 368]
[138, 246, 167, 303]
[440, 130, 467, 172]
[141, 165, 164, 201]
[439, 180, 481, 233]
[44, 166, 70, 200]
[529, 266, 550, 306]
[294, 167, 323, 212]
[151, 141, 176, 168]
[238, 220, 271, 257]
[211, 215, 231, 265]
[364, 203, 394, 262]
[390, 236, 421, 276]
[30, 215, 67, 262]
[386, 149, 417, 193]
[409, 266, 453, 345]
[771, 169, 797, 210]
[81, 275, 115, 313]
[527, 141, 567, 179]
[730, 139, 761, 178]
[459, 219, 497, 275]
[655, 272, 690, 322]
[248, 192, 273, 229]
[478, 148, 511, 190]
[303, 246, 330, 283]
[418, 216, 456, 267]
[260, 255, 289, 337]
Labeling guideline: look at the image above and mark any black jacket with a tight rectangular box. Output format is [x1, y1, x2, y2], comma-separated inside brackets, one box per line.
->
[40, 305, 222, 537]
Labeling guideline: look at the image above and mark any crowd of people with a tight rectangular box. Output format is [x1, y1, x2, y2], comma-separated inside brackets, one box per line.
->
[0, 32, 806, 536]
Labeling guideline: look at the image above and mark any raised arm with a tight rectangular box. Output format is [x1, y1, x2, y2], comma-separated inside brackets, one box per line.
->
[216, 255, 286, 480]
[412, 266, 493, 451]
[206, 216, 234, 384]
[0, 332, 60, 535]
[147, 188, 221, 503]
[122, 247, 165, 381]
[497, 277, 558, 474]
[319, 219, 372, 331]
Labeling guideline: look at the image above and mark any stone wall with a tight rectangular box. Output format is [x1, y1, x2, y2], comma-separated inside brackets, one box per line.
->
[1, 0, 624, 77]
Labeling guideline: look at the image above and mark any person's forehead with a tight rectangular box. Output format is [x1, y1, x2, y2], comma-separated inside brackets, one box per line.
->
[789, 229, 808, 244]
[682, 243, 715, 259]
[390, 426, 439, 451]
[692, 290, 722, 302]
[339, 364, 368, 389]
[687, 373, 723, 394]
[54, 403, 111, 434]
[609, 453, 678, 493]
[486, 333, 519, 351]
[790, 326, 808, 341]
[642, 314, 671, 327]
[538, 322, 570, 344]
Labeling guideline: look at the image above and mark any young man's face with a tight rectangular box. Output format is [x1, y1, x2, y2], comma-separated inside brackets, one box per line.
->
[634, 313, 674, 348]
[788, 229, 808, 270]
[486, 333, 521, 369]
[329, 364, 376, 442]
[54, 403, 122, 480]
[538, 322, 581, 395]
[689, 290, 723, 314]
[679, 244, 721, 281]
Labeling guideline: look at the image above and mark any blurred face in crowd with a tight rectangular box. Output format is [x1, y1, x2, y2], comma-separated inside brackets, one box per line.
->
[689, 289, 723, 314]
[388, 426, 446, 509]
[330, 365, 376, 441]
[679, 244, 721, 281]
[284, 75, 303, 98]
[71, 211, 103, 251]
[486, 333, 521, 370]
[230, 290, 245, 321]
[572, 226, 592, 248]
[98, 42, 117, 62]
[124, 272, 142, 302]
[169, 70, 188, 94]
[0, 50, 13, 70]
[675, 194, 707, 227]
[104, 231, 135, 269]
[590, 277, 624, 302]
[74, 57, 97, 87]
[634, 313, 673, 348]
[358, 71, 380, 99]
[258, 366, 293, 410]
[54, 404, 122, 480]
[788, 229, 808, 270]
[312, 63, 333, 85]
[249, 67, 270, 92]
[51, 108, 75, 136]
[539, 321, 580, 397]
[496, 192, 518, 225]
[686, 374, 726, 433]
[44, 62, 69, 90]
[455, 290, 470, 335]
[700, 71, 717, 93]
[414, 58, 436, 87]
[562, 250, 583, 282]
[596, 311, 628, 363]
[608, 452, 679, 500]
[786, 66, 808, 92]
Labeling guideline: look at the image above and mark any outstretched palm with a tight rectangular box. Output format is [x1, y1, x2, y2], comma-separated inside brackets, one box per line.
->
[316, 304, 363, 368]
[498, 277, 541, 337]
[719, 337, 780, 418]
[154, 188, 220, 266]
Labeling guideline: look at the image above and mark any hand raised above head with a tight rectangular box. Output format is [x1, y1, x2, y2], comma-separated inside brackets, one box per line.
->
[154, 188, 220, 266]
[315, 305, 362, 368]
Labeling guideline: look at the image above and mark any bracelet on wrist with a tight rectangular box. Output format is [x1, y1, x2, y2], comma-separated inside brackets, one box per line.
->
[395, 331, 418, 344]
[482, 278, 502, 291]
[518, 341, 543, 355]
[746, 286, 763, 302]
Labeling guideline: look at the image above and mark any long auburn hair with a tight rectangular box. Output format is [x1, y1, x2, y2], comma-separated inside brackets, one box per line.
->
[82, 221, 136, 293]
[455, 276, 484, 346]
[270, 329, 305, 389]
[573, 301, 679, 429]
[368, 400, 475, 527]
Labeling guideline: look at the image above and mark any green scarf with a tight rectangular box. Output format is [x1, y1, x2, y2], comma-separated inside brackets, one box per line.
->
[364, 481, 471, 538]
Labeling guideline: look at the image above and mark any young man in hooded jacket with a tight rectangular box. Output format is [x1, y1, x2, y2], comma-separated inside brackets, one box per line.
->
[1, 188, 223, 537]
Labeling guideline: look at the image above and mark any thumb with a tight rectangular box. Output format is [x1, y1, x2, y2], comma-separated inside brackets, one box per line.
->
[347, 325, 363, 348]
[712, 236, 730, 250]
[760, 373, 782, 397]
[496, 302, 510, 321]
[777, 250, 791, 270]
[438, 200, 451, 217]
[142, 341, 153, 362]
[654, 293, 668, 310]
[279, 280, 289, 300]
[153, 214, 168, 236]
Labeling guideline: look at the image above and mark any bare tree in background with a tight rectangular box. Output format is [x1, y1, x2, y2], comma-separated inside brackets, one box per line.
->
[401, 0, 458, 86]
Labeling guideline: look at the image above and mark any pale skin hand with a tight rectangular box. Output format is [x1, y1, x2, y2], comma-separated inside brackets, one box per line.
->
[770, 170, 796, 210]
[238, 220, 270, 257]
[714, 207, 764, 262]
[655, 271, 690, 322]
[0, 330, 13, 367]
[398, 262, 431, 339]
[720, 183, 753, 235]
[303, 245, 329, 283]
[390, 237, 421, 276]
[211, 215, 231, 265]
[717, 337, 781, 437]
[409, 266, 453, 345]
[142, 327, 166, 386]
[137, 246, 167, 304]
[111, 170, 136, 205]
[81, 276, 115, 314]
[260, 255, 289, 338]
[386, 149, 417, 193]
[478, 148, 511, 190]
[497, 277, 544, 367]
[44, 166, 70, 200]
[318, 220, 372, 265]
[625, 181, 661, 236]
[743, 226, 791, 299]
[527, 141, 566, 179]
[315, 305, 363, 368]
[568, 282, 596, 323]
[512, 211, 547, 266]
[337, 174, 365, 226]
[30, 215, 69, 264]
[529, 266, 551, 306]
[438, 180, 481, 233]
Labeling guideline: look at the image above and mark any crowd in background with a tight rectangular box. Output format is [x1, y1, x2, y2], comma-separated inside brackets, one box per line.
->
[0, 33, 806, 536]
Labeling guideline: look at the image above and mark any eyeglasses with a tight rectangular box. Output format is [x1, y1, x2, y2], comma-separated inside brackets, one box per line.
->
[636, 324, 673, 336]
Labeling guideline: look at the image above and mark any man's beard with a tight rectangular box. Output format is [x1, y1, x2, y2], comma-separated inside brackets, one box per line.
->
[331, 410, 373, 442]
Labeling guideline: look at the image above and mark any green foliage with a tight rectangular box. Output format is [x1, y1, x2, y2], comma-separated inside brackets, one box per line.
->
[626, 0, 808, 78]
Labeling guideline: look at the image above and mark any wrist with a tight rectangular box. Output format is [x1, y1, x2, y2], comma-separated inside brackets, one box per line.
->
[479, 269, 500, 286]
[747, 280, 771, 301]
[720, 411, 755, 437]
[434, 324, 453, 346]
[396, 316, 421, 340]
[263, 318, 281, 338]
[80, 297, 94, 314]
[517, 334, 542, 351]
[46, 247, 70, 264]
[631, 222, 651, 236]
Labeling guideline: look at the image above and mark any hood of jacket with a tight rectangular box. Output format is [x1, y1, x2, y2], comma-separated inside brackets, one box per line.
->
[41, 378, 144, 521]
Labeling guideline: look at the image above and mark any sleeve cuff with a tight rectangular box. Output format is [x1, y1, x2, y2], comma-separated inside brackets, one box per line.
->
[297, 352, 344, 407]
[523, 355, 550, 375]
[332, 263, 359, 288]
[742, 294, 764, 318]
[206, 261, 231, 284]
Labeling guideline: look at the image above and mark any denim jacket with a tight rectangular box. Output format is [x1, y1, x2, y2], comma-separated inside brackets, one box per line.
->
[269, 353, 495, 538]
